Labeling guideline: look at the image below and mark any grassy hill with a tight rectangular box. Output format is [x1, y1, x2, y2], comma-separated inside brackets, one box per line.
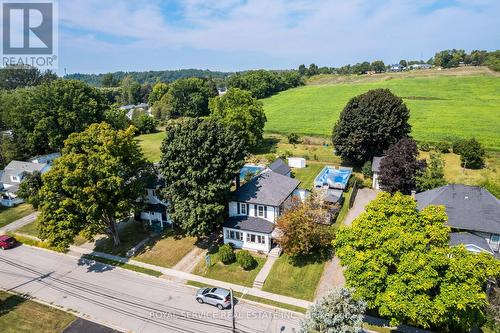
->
[262, 67, 500, 150]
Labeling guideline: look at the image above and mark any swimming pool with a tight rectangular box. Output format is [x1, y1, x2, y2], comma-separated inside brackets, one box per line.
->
[314, 166, 352, 190]
[240, 165, 264, 180]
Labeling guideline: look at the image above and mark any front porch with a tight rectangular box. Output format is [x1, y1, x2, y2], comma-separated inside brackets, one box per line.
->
[139, 203, 172, 233]
[222, 215, 276, 254]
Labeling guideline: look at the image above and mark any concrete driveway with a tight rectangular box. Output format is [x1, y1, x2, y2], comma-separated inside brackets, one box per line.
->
[343, 188, 378, 226]
[0, 246, 301, 333]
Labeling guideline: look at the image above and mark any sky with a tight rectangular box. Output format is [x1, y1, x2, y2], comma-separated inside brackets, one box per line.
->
[58, 0, 500, 75]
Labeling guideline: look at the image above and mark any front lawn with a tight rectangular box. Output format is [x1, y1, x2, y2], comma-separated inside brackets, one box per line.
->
[137, 131, 165, 162]
[262, 254, 326, 301]
[0, 291, 75, 333]
[0, 204, 34, 229]
[93, 222, 149, 257]
[134, 231, 197, 268]
[192, 247, 266, 287]
[16, 219, 39, 236]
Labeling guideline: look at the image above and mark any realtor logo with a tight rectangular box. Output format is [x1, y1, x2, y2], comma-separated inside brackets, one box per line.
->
[1, 0, 58, 69]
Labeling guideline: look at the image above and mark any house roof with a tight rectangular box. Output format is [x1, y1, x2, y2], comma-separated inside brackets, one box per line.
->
[372, 156, 384, 173]
[416, 185, 500, 235]
[268, 158, 291, 176]
[223, 215, 275, 234]
[232, 170, 299, 206]
[449, 232, 493, 254]
[143, 203, 167, 213]
[1, 161, 47, 186]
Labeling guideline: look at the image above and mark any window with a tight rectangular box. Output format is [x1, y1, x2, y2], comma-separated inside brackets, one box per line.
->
[246, 233, 266, 244]
[240, 203, 247, 215]
[258, 205, 265, 217]
[152, 190, 156, 197]
[491, 235, 500, 244]
[226, 230, 243, 241]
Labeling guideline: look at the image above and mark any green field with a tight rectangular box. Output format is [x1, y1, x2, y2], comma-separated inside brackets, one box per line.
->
[262, 75, 500, 149]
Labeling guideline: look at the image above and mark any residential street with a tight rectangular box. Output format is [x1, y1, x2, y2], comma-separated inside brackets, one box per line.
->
[0, 245, 301, 333]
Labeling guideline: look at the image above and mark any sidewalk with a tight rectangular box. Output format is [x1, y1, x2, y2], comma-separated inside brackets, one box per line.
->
[69, 244, 313, 309]
[0, 211, 39, 233]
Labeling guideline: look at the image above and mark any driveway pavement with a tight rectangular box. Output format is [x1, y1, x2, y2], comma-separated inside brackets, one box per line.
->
[343, 188, 378, 226]
[0, 245, 301, 333]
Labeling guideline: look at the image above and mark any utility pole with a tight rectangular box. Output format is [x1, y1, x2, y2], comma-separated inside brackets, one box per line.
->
[230, 288, 235, 332]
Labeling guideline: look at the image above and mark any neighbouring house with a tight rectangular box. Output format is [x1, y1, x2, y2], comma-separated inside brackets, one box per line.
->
[138, 175, 172, 232]
[267, 158, 291, 177]
[409, 63, 432, 70]
[120, 103, 151, 120]
[223, 170, 300, 253]
[389, 64, 405, 72]
[0, 160, 50, 207]
[416, 184, 500, 256]
[29, 152, 61, 165]
[371, 156, 384, 190]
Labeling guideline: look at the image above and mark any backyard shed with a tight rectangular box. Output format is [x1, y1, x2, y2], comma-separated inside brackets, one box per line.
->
[288, 157, 306, 169]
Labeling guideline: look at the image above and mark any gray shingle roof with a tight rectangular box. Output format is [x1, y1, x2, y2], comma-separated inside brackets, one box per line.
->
[1, 161, 47, 186]
[449, 232, 493, 253]
[223, 215, 275, 234]
[268, 158, 291, 176]
[232, 170, 299, 206]
[372, 156, 384, 173]
[416, 185, 500, 235]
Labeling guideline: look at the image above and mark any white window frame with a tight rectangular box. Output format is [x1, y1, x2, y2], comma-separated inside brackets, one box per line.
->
[240, 203, 247, 215]
[226, 229, 243, 241]
[257, 205, 265, 217]
[246, 233, 266, 244]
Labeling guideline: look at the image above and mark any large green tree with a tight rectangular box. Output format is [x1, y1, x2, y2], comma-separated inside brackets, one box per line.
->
[17, 170, 43, 209]
[334, 192, 500, 331]
[153, 78, 218, 120]
[38, 123, 151, 250]
[0, 65, 57, 90]
[119, 75, 142, 105]
[416, 152, 446, 191]
[227, 70, 303, 99]
[148, 82, 169, 106]
[209, 88, 267, 148]
[159, 118, 246, 236]
[4, 79, 108, 158]
[332, 89, 411, 164]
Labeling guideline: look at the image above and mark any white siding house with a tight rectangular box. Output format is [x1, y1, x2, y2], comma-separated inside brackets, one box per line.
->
[223, 170, 300, 254]
[1, 160, 50, 207]
[138, 176, 172, 231]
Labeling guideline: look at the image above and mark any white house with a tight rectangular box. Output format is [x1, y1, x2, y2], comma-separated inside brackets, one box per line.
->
[416, 185, 500, 257]
[0, 160, 50, 207]
[223, 170, 300, 253]
[138, 176, 172, 232]
[29, 152, 61, 165]
[371, 156, 384, 190]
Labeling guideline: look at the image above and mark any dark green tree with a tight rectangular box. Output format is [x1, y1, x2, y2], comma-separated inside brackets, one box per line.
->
[332, 89, 411, 164]
[378, 138, 423, 194]
[371, 60, 386, 73]
[100, 73, 118, 87]
[209, 88, 266, 148]
[38, 123, 151, 250]
[17, 170, 43, 209]
[104, 106, 130, 130]
[5, 79, 108, 158]
[416, 152, 447, 191]
[154, 78, 217, 119]
[159, 118, 246, 236]
[119, 75, 142, 105]
[459, 138, 485, 169]
[132, 112, 156, 134]
[148, 82, 169, 106]
[0, 65, 57, 90]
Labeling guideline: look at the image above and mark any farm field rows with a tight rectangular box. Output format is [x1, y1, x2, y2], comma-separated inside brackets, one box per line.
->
[262, 74, 500, 150]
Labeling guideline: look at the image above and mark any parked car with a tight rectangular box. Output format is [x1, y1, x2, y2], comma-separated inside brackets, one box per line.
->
[0, 235, 17, 250]
[195, 287, 231, 310]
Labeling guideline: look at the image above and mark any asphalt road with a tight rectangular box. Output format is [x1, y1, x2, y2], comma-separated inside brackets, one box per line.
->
[0, 246, 301, 333]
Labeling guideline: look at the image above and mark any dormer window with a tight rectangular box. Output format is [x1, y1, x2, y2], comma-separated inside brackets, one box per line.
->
[240, 203, 247, 215]
[258, 205, 265, 217]
[10, 176, 20, 183]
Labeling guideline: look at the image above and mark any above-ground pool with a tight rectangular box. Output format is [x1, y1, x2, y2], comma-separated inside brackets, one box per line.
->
[240, 165, 264, 180]
[314, 166, 352, 190]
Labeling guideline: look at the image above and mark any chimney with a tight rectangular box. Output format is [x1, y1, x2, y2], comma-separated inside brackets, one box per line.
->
[411, 190, 416, 199]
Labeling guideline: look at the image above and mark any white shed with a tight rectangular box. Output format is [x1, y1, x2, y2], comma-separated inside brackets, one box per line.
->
[288, 157, 306, 168]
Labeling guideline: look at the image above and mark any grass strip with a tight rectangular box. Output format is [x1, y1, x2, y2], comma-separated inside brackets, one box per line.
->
[81, 254, 163, 277]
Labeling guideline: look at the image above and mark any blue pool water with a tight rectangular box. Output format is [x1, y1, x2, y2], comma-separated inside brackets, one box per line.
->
[240, 165, 264, 180]
[314, 167, 352, 189]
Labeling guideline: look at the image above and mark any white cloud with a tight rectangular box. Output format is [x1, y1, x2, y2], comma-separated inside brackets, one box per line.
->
[59, 0, 500, 67]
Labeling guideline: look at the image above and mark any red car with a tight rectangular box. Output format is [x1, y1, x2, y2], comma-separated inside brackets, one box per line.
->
[0, 235, 17, 250]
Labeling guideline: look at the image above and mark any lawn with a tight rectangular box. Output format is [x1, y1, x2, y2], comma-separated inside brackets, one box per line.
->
[82, 254, 163, 277]
[93, 222, 149, 257]
[0, 204, 34, 229]
[262, 74, 500, 150]
[291, 162, 327, 189]
[192, 247, 266, 287]
[137, 131, 165, 162]
[262, 254, 326, 301]
[134, 231, 198, 268]
[0, 291, 75, 333]
[16, 219, 39, 236]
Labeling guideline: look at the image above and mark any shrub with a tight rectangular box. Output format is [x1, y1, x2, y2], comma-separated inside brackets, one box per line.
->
[419, 141, 431, 152]
[452, 139, 467, 155]
[361, 161, 372, 177]
[435, 141, 451, 153]
[236, 250, 256, 270]
[348, 175, 363, 188]
[265, 154, 276, 163]
[287, 133, 300, 145]
[459, 138, 485, 169]
[218, 244, 235, 264]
